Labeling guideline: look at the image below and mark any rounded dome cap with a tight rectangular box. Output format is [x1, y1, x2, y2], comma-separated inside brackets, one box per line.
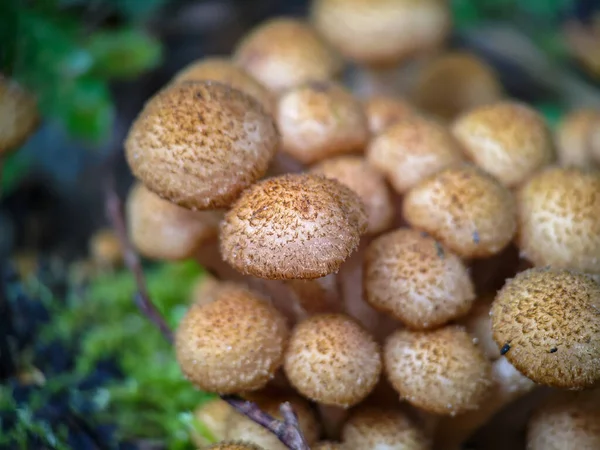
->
[363, 96, 416, 135]
[555, 108, 600, 168]
[0, 75, 39, 154]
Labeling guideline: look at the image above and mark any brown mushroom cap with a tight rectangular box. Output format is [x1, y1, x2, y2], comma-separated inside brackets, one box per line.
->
[555, 108, 600, 168]
[276, 81, 369, 165]
[89, 228, 123, 267]
[0, 75, 39, 154]
[233, 17, 342, 93]
[366, 116, 466, 194]
[310, 156, 394, 234]
[191, 398, 232, 447]
[341, 406, 430, 450]
[175, 285, 289, 393]
[384, 326, 492, 415]
[126, 182, 222, 261]
[171, 57, 274, 115]
[364, 228, 475, 330]
[412, 52, 504, 121]
[527, 390, 600, 450]
[452, 101, 555, 188]
[491, 268, 600, 389]
[125, 80, 278, 210]
[517, 166, 600, 273]
[460, 295, 500, 361]
[402, 164, 517, 259]
[363, 96, 417, 135]
[207, 442, 264, 450]
[310, 0, 452, 67]
[284, 313, 382, 407]
[220, 173, 367, 280]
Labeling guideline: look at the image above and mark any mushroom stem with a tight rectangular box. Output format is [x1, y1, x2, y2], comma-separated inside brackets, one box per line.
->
[318, 404, 349, 440]
[348, 65, 404, 98]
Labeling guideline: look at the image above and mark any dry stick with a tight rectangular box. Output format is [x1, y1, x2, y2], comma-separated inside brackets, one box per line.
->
[103, 176, 310, 450]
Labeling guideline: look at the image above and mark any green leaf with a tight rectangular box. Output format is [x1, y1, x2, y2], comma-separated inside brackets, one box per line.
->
[105, 0, 169, 21]
[1, 151, 33, 194]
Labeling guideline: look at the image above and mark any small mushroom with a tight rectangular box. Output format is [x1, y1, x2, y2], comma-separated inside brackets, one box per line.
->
[0, 75, 39, 155]
[283, 313, 382, 407]
[192, 398, 232, 447]
[219, 173, 367, 280]
[366, 116, 466, 195]
[126, 182, 222, 261]
[207, 442, 264, 450]
[310, 155, 394, 234]
[384, 326, 493, 416]
[452, 101, 555, 188]
[125, 80, 278, 210]
[276, 81, 369, 165]
[364, 228, 476, 330]
[402, 164, 517, 259]
[175, 284, 289, 394]
[88, 228, 123, 268]
[555, 108, 600, 168]
[491, 267, 600, 389]
[516, 166, 600, 273]
[233, 17, 342, 93]
[363, 96, 417, 135]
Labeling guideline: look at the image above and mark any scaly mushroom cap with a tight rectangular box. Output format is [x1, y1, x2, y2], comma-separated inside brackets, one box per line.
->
[364, 228, 475, 330]
[527, 390, 600, 450]
[412, 52, 504, 121]
[233, 18, 342, 93]
[363, 96, 417, 135]
[126, 182, 222, 261]
[277, 81, 369, 165]
[460, 295, 500, 361]
[366, 116, 466, 194]
[517, 166, 600, 273]
[191, 399, 232, 447]
[172, 57, 274, 115]
[311, 0, 452, 67]
[452, 101, 555, 188]
[341, 406, 430, 450]
[384, 326, 493, 415]
[0, 75, 39, 154]
[220, 173, 368, 280]
[207, 442, 264, 450]
[284, 313, 382, 407]
[555, 108, 600, 168]
[175, 285, 289, 393]
[402, 164, 517, 258]
[491, 268, 600, 389]
[125, 81, 278, 210]
[310, 156, 394, 234]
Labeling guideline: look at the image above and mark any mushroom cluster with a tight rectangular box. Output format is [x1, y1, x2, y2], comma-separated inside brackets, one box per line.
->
[121, 2, 600, 448]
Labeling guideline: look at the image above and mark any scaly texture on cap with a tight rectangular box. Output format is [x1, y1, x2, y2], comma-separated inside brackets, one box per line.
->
[220, 173, 367, 280]
[0, 75, 39, 154]
[175, 285, 289, 393]
[403, 164, 517, 258]
[491, 268, 600, 389]
[366, 116, 466, 194]
[284, 314, 381, 407]
[207, 442, 264, 450]
[460, 295, 500, 361]
[527, 390, 600, 450]
[555, 108, 600, 168]
[452, 101, 555, 187]
[126, 182, 221, 261]
[341, 407, 430, 450]
[191, 399, 232, 447]
[233, 18, 342, 93]
[172, 57, 274, 115]
[311, 0, 452, 67]
[517, 167, 600, 273]
[363, 96, 416, 135]
[412, 52, 503, 121]
[125, 81, 278, 210]
[364, 228, 475, 330]
[384, 326, 492, 415]
[277, 81, 368, 165]
[310, 156, 394, 234]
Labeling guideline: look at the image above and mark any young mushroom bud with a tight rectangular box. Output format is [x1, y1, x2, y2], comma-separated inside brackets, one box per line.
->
[220, 173, 368, 280]
[233, 17, 342, 94]
[402, 164, 517, 259]
[310, 156, 394, 234]
[555, 108, 600, 168]
[516, 166, 600, 273]
[207, 442, 264, 450]
[0, 75, 39, 154]
[88, 228, 123, 268]
[341, 406, 430, 450]
[125, 80, 278, 210]
[192, 398, 232, 447]
[363, 96, 417, 135]
[364, 228, 476, 330]
[276, 81, 369, 165]
[451, 101, 555, 188]
[491, 267, 600, 389]
[384, 326, 493, 416]
[175, 284, 289, 394]
[126, 182, 221, 261]
[284, 313, 382, 408]
[366, 116, 466, 195]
